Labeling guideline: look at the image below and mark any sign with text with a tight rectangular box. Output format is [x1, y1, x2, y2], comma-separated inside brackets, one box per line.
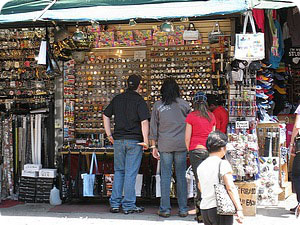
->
[235, 121, 249, 129]
[235, 182, 257, 216]
[134, 50, 146, 60]
[287, 47, 300, 68]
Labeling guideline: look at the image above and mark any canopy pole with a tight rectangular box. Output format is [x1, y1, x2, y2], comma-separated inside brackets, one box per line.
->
[33, 0, 57, 22]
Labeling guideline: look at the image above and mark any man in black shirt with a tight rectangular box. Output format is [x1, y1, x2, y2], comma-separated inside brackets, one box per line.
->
[103, 75, 150, 214]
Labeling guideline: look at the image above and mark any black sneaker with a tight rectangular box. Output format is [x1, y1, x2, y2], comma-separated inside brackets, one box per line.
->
[123, 206, 145, 214]
[178, 212, 188, 217]
[158, 210, 171, 218]
[110, 207, 120, 213]
[290, 206, 297, 213]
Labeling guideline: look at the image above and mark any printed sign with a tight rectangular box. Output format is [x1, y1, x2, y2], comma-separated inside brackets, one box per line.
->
[235, 182, 257, 216]
[287, 47, 300, 68]
[134, 50, 146, 60]
[235, 121, 249, 129]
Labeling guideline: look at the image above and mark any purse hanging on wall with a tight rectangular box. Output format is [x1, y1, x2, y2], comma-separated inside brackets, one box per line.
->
[183, 23, 200, 41]
[208, 22, 223, 44]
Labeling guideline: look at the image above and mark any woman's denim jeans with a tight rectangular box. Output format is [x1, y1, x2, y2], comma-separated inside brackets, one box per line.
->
[159, 151, 188, 213]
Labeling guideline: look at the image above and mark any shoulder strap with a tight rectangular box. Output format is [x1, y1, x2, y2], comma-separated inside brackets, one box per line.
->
[218, 160, 222, 184]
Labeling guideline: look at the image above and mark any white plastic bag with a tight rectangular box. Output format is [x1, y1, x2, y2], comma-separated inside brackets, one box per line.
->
[50, 187, 62, 205]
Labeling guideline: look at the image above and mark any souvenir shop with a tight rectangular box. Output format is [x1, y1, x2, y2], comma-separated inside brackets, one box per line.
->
[0, 0, 299, 214]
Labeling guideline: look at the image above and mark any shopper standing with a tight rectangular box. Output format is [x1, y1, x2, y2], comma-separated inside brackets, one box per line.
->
[207, 94, 229, 134]
[198, 131, 244, 225]
[185, 91, 216, 223]
[103, 75, 150, 214]
[149, 78, 191, 218]
[289, 104, 300, 218]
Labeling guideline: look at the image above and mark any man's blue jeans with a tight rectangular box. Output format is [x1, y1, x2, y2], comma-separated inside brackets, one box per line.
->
[159, 151, 188, 214]
[109, 139, 143, 211]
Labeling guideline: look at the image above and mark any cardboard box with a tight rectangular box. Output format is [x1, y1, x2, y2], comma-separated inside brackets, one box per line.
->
[39, 169, 57, 178]
[22, 170, 39, 178]
[24, 164, 42, 171]
[279, 181, 292, 201]
[235, 182, 257, 216]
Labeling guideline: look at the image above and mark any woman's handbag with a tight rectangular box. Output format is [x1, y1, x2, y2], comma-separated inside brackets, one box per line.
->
[214, 160, 237, 215]
[81, 152, 98, 197]
[208, 22, 223, 44]
[183, 23, 200, 41]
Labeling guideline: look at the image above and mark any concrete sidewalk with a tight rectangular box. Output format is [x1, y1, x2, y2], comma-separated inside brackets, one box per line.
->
[0, 194, 299, 225]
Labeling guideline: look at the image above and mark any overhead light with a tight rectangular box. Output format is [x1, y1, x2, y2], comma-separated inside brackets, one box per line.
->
[161, 21, 174, 32]
[180, 17, 189, 22]
[129, 19, 137, 26]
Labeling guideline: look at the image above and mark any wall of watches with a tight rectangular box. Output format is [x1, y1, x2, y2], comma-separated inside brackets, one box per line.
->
[62, 19, 233, 150]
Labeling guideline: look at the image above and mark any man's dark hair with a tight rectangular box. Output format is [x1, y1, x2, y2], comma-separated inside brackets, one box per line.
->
[127, 75, 141, 90]
[206, 94, 219, 107]
[206, 131, 228, 153]
[161, 78, 180, 105]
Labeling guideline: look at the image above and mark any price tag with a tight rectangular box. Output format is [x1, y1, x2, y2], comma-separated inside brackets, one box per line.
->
[134, 51, 146, 60]
[235, 121, 249, 129]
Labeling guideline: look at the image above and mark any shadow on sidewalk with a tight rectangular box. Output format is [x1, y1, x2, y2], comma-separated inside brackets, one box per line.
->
[256, 206, 292, 218]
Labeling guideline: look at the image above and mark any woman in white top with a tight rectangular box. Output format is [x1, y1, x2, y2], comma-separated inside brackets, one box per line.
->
[197, 131, 244, 225]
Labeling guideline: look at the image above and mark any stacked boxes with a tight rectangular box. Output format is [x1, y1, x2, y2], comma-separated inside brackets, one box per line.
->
[19, 164, 56, 203]
[19, 177, 36, 203]
[35, 178, 55, 203]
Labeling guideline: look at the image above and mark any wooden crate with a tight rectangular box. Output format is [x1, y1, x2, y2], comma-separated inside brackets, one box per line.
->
[235, 182, 257, 216]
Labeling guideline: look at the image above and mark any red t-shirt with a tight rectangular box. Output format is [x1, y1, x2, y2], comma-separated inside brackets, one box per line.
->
[213, 106, 229, 134]
[185, 111, 216, 150]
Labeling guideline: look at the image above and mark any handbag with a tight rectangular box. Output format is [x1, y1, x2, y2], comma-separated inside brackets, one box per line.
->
[235, 11, 265, 60]
[186, 165, 195, 198]
[214, 160, 237, 215]
[183, 23, 200, 41]
[81, 152, 98, 197]
[208, 22, 223, 44]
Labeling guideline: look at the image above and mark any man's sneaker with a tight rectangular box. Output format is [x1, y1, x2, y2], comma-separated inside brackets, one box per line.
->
[123, 206, 144, 214]
[178, 211, 188, 217]
[158, 210, 171, 218]
[110, 207, 120, 213]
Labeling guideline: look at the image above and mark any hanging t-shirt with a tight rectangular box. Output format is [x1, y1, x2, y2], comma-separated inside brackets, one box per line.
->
[185, 111, 216, 150]
[253, 9, 265, 33]
[197, 157, 233, 210]
[269, 20, 284, 69]
[287, 7, 300, 47]
[213, 106, 229, 134]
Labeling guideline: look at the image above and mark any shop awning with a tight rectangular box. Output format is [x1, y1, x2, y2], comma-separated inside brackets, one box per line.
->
[0, 0, 248, 24]
[252, 0, 297, 9]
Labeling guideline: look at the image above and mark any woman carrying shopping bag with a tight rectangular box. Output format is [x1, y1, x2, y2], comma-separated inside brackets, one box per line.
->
[197, 131, 244, 225]
[149, 78, 191, 218]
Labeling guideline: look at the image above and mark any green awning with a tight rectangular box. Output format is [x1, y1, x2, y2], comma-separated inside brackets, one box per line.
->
[1, 0, 209, 15]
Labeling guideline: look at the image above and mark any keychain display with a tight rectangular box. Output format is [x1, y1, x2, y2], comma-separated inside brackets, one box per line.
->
[226, 121, 259, 181]
[257, 157, 282, 206]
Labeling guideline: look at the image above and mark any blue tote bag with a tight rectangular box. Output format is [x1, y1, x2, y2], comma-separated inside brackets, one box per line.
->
[81, 152, 98, 197]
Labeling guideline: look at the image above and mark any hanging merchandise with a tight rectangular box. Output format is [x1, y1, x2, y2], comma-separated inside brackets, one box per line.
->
[81, 152, 98, 197]
[183, 23, 200, 41]
[226, 121, 259, 181]
[208, 22, 224, 44]
[235, 11, 265, 61]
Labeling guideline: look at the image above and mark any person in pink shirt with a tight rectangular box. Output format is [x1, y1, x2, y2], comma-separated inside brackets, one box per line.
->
[185, 91, 216, 223]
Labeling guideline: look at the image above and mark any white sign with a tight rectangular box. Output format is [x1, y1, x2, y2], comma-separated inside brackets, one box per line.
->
[134, 51, 146, 60]
[235, 121, 249, 129]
